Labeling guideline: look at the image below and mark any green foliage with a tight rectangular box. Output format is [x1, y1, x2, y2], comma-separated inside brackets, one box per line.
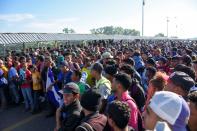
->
[155, 33, 165, 37]
[62, 28, 75, 34]
[90, 26, 140, 36]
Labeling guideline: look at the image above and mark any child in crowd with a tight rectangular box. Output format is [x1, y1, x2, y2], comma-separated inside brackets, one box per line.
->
[29, 65, 42, 114]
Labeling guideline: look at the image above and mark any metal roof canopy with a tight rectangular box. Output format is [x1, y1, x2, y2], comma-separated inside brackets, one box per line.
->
[0, 33, 196, 45]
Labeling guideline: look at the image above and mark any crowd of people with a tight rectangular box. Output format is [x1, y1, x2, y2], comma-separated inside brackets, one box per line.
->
[0, 39, 197, 131]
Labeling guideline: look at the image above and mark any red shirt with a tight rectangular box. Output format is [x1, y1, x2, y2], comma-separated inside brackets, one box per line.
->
[21, 69, 32, 88]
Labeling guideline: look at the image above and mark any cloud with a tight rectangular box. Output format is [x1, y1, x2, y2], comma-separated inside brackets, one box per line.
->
[24, 18, 79, 33]
[0, 13, 35, 22]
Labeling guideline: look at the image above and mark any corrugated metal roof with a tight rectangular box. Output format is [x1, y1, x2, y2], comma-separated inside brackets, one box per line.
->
[0, 33, 191, 45]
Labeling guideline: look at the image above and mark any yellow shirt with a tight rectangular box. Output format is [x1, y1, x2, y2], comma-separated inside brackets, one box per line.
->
[81, 67, 93, 86]
[32, 71, 42, 90]
[0, 66, 8, 78]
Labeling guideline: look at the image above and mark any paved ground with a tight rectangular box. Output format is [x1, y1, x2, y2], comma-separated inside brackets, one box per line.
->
[0, 104, 55, 131]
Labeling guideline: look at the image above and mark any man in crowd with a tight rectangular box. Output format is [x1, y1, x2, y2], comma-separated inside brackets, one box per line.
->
[55, 82, 81, 131]
[107, 101, 132, 131]
[187, 91, 197, 131]
[143, 91, 190, 131]
[76, 89, 107, 131]
[112, 73, 139, 130]
[165, 71, 195, 100]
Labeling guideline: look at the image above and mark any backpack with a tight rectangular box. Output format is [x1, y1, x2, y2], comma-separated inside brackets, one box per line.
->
[75, 122, 95, 131]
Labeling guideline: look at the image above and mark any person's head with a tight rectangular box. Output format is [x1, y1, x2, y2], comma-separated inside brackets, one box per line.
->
[149, 72, 168, 93]
[174, 64, 196, 81]
[64, 52, 72, 62]
[19, 56, 26, 66]
[158, 57, 167, 67]
[165, 71, 195, 97]
[112, 73, 132, 97]
[29, 64, 37, 73]
[143, 91, 190, 131]
[188, 91, 197, 130]
[0, 59, 4, 68]
[71, 70, 82, 82]
[104, 65, 118, 83]
[83, 57, 91, 67]
[63, 82, 80, 106]
[155, 48, 161, 56]
[22, 62, 28, 70]
[171, 56, 180, 67]
[91, 63, 103, 78]
[38, 55, 45, 63]
[80, 89, 101, 114]
[146, 67, 157, 82]
[101, 52, 113, 61]
[13, 61, 20, 68]
[122, 58, 135, 67]
[44, 56, 53, 67]
[120, 64, 136, 75]
[193, 60, 197, 80]
[146, 58, 156, 68]
[181, 55, 192, 67]
[107, 101, 130, 130]
[60, 61, 69, 72]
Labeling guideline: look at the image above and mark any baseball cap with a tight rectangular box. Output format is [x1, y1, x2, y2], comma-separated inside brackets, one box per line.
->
[149, 91, 190, 131]
[168, 71, 195, 92]
[63, 82, 80, 94]
[101, 52, 113, 59]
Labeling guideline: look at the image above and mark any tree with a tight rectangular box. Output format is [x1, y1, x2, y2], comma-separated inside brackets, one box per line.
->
[62, 28, 75, 34]
[155, 33, 165, 37]
[123, 29, 140, 36]
[90, 26, 140, 36]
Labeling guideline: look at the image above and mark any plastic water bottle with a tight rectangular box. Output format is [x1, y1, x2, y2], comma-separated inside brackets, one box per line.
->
[80, 72, 88, 83]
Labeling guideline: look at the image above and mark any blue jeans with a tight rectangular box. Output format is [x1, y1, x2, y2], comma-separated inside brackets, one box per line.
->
[21, 88, 33, 110]
[9, 82, 20, 104]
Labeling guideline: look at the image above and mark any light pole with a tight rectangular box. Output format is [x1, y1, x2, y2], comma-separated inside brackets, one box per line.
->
[142, 0, 145, 36]
[166, 17, 169, 37]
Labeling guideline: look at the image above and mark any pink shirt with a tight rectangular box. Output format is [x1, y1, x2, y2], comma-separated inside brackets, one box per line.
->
[121, 91, 138, 130]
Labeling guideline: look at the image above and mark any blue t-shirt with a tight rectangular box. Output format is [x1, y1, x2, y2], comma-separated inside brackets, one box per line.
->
[8, 67, 18, 81]
[57, 71, 72, 85]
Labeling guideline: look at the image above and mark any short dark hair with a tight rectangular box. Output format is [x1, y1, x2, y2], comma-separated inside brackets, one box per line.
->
[146, 67, 157, 76]
[147, 58, 156, 67]
[92, 63, 103, 74]
[73, 70, 82, 79]
[107, 101, 131, 129]
[188, 91, 197, 107]
[114, 73, 132, 90]
[193, 60, 197, 64]
[104, 65, 117, 76]
[123, 58, 135, 66]
[63, 52, 71, 57]
[38, 55, 45, 62]
[19, 56, 26, 61]
[120, 64, 135, 76]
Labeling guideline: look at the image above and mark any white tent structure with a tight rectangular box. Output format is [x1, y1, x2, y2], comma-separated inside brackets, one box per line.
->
[0, 33, 185, 45]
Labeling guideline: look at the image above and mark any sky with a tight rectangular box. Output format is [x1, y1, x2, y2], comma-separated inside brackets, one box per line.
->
[0, 0, 197, 38]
